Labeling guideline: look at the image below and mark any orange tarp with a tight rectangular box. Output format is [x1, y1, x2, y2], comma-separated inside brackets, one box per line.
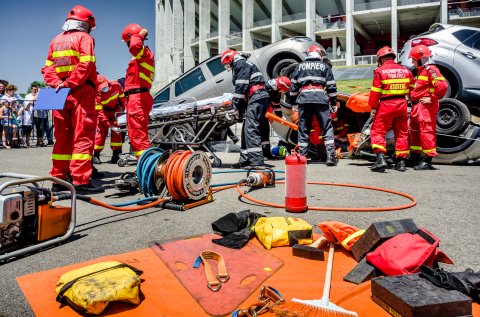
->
[346, 92, 372, 113]
[17, 236, 480, 317]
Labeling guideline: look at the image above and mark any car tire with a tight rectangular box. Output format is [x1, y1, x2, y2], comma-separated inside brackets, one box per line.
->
[437, 98, 470, 135]
[272, 59, 298, 78]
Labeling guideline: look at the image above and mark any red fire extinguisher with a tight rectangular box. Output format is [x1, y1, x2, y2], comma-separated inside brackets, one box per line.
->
[285, 150, 307, 212]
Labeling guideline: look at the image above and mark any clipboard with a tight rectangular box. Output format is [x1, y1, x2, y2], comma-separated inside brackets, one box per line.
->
[34, 88, 71, 110]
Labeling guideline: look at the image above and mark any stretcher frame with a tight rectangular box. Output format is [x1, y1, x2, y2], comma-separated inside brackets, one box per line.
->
[117, 96, 239, 167]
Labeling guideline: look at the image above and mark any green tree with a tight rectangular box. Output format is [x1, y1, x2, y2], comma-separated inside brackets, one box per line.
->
[27, 81, 47, 94]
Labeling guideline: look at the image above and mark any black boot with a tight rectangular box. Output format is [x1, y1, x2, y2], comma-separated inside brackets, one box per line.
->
[263, 146, 275, 160]
[93, 151, 101, 164]
[74, 180, 105, 195]
[91, 160, 104, 178]
[394, 158, 406, 172]
[110, 149, 121, 164]
[370, 153, 387, 172]
[414, 156, 435, 170]
[408, 152, 421, 167]
[326, 152, 338, 166]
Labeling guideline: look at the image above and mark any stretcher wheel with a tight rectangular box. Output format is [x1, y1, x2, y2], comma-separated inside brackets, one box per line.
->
[212, 158, 222, 167]
[117, 158, 127, 167]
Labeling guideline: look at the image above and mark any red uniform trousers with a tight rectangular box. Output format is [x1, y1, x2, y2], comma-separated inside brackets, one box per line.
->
[126, 92, 153, 158]
[409, 101, 439, 156]
[94, 110, 122, 152]
[370, 99, 409, 158]
[50, 85, 96, 185]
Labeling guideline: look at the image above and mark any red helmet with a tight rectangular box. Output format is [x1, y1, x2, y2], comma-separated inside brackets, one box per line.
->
[122, 23, 142, 42]
[67, 5, 95, 29]
[97, 74, 108, 91]
[408, 44, 432, 60]
[376, 46, 396, 61]
[306, 45, 323, 58]
[275, 76, 291, 93]
[221, 49, 239, 66]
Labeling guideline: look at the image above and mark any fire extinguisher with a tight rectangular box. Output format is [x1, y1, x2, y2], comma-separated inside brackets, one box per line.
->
[285, 150, 307, 212]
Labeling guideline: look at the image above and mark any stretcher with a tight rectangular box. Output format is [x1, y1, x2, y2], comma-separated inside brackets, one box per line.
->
[116, 93, 239, 167]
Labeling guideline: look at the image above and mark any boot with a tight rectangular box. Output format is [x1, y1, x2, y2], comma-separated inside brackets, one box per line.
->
[414, 156, 435, 170]
[91, 164, 105, 178]
[394, 158, 406, 172]
[326, 152, 338, 166]
[110, 149, 121, 164]
[93, 151, 101, 164]
[74, 181, 105, 195]
[370, 153, 387, 172]
[408, 152, 421, 167]
[263, 146, 275, 160]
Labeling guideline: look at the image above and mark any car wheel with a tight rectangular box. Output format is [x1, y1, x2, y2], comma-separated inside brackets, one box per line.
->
[437, 98, 470, 135]
[272, 59, 298, 78]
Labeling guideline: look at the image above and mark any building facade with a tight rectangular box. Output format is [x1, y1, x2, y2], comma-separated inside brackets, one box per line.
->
[154, 0, 480, 89]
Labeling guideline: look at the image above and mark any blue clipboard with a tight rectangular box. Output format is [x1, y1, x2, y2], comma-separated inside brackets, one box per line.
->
[34, 88, 71, 110]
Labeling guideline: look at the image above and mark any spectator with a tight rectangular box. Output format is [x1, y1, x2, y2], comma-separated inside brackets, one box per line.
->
[20, 91, 36, 147]
[0, 85, 19, 148]
[31, 85, 53, 146]
[0, 80, 6, 145]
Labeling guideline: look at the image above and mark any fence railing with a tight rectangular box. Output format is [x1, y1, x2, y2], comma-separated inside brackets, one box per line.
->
[316, 17, 346, 32]
[398, 0, 438, 6]
[226, 32, 242, 46]
[282, 12, 306, 22]
[253, 18, 272, 28]
[354, 55, 376, 65]
[354, 0, 391, 11]
[449, 7, 480, 18]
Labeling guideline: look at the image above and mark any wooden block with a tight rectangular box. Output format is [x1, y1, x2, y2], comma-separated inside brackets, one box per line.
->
[351, 219, 418, 262]
[343, 258, 377, 284]
[371, 274, 472, 317]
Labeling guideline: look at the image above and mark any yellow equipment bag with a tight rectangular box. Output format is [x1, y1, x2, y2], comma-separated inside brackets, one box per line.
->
[55, 261, 143, 315]
[253, 217, 313, 250]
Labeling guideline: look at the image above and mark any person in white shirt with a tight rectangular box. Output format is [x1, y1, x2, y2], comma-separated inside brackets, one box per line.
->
[18, 104, 33, 148]
[0, 84, 19, 148]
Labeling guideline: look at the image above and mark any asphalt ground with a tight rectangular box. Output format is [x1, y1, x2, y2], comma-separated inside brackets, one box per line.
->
[0, 143, 479, 317]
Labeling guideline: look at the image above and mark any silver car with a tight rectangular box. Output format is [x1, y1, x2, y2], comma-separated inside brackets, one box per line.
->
[153, 37, 323, 106]
[398, 23, 480, 120]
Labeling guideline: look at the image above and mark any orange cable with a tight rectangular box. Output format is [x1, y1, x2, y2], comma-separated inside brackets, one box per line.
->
[90, 197, 169, 212]
[235, 180, 417, 212]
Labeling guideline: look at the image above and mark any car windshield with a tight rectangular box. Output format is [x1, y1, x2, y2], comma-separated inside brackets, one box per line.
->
[174, 67, 206, 97]
[153, 87, 170, 108]
[452, 29, 480, 47]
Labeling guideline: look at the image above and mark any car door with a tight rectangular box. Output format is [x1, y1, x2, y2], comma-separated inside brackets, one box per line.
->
[173, 66, 215, 101]
[205, 56, 234, 95]
[452, 30, 480, 92]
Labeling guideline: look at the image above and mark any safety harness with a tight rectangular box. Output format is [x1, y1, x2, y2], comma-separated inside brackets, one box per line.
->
[198, 251, 230, 292]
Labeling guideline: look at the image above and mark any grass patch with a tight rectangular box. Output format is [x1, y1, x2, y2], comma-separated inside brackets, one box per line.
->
[336, 78, 372, 94]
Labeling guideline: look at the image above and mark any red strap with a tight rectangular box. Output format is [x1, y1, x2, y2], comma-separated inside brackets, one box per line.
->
[247, 84, 265, 97]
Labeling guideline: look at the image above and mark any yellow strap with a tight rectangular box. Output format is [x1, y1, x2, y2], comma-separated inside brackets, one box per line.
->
[341, 229, 365, 249]
[52, 50, 80, 58]
[381, 78, 411, 84]
[370, 86, 382, 93]
[45, 60, 54, 66]
[372, 144, 386, 151]
[94, 145, 104, 150]
[71, 153, 92, 160]
[139, 72, 153, 84]
[101, 93, 120, 105]
[134, 47, 145, 59]
[110, 142, 123, 147]
[56, 65, 75, 73]
[79, 55, 96, 63]
[51, 154, 72, 160]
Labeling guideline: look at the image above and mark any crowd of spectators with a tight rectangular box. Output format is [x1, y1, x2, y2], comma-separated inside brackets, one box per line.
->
[0, 80, 53, 149]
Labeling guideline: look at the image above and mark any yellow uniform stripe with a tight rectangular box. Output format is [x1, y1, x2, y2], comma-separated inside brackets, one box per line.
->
[56, 65, 75, 73]
[372, 144, 386, 151]
[71, 153, 92, 160]
[45, 60, 54, 66]
[52, 50, 80, 58]
[51, 154, 72, 160]
[423, 148, 436, 153]
[134, 150, 145, 157]
[395, 150, 410, 155]
[95, 105, 103, 110]
[381, 89, 409, 95]
[371, 86, 382, 93]
[101, 93, 119, 105]
[139, 72, 153, 84]
[79, 55, 96, 62]
[110, 142, 123, 147]
[94, 145, 104, 150]
[140, 62, 155, 73]
[410, 145, 422, 151]
[134, 47, 145, 59]
[417, 75, 428, 81]
[381, 78, 411, 84]
[432, 77, 445, 84]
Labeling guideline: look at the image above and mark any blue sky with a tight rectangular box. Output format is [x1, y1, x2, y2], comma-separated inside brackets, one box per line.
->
[0, 1, 155, 93]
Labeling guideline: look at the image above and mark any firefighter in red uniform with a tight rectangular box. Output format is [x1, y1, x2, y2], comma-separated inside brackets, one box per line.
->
[42, 5, 103, 194]
[121, 23, 155, 159]
[408, 45, 448, 170]
[93, 75, 125, 164]
[368, 46, 414, 172]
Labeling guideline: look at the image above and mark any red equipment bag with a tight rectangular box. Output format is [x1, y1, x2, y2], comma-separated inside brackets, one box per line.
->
[366, 228, 453, 276]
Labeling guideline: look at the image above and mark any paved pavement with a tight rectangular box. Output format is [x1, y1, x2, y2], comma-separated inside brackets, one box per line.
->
[0, 144, 479, 316]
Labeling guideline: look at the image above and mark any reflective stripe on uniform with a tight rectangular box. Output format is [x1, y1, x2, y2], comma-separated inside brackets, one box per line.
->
[247, 147, 262, 153]
[423, 148, 436, 153]
[328, 92, 337, 97]
[51, 154, 72, 160]
[79, 55, 95, 62]
[410, 145, 422, 151]
[140, 62, 155, 72]
[301, 89, 324, 93]
[110, 142, 123, 147]
[417, 75, 428, 81]
[250, 72, 262, 79]
[381, 78, 411, 84]
[94, 145, 104, 150]
[134, 47, 145, 59]
[134, 149, 146, 157]
[233, 93, 245, 98]
[52, 50, 80, 58]
[101, 93, 120, 105]
[324, 140, 334, 145]
[432, 77, 445, 84]
[72, 153, 92, 160]
[395, 150, 410, 156]
[326, 80, 336, 85]
[139, 72, 153, 84]
[235, 79, 249, 85]
[372, 144, 386, 151]
[371, 86, 382, 93]
[56, 65, 75, 73]
[45, 60, 54, 66]
[298, 76, 325, 82]
[290, 91, 298, 96]
[95, 105, 103, 110]
[381, 89, 409, 95]
[298, 142, 309, 147]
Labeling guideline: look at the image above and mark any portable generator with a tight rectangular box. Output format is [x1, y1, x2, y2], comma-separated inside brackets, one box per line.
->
[0, 173, 76, 262]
